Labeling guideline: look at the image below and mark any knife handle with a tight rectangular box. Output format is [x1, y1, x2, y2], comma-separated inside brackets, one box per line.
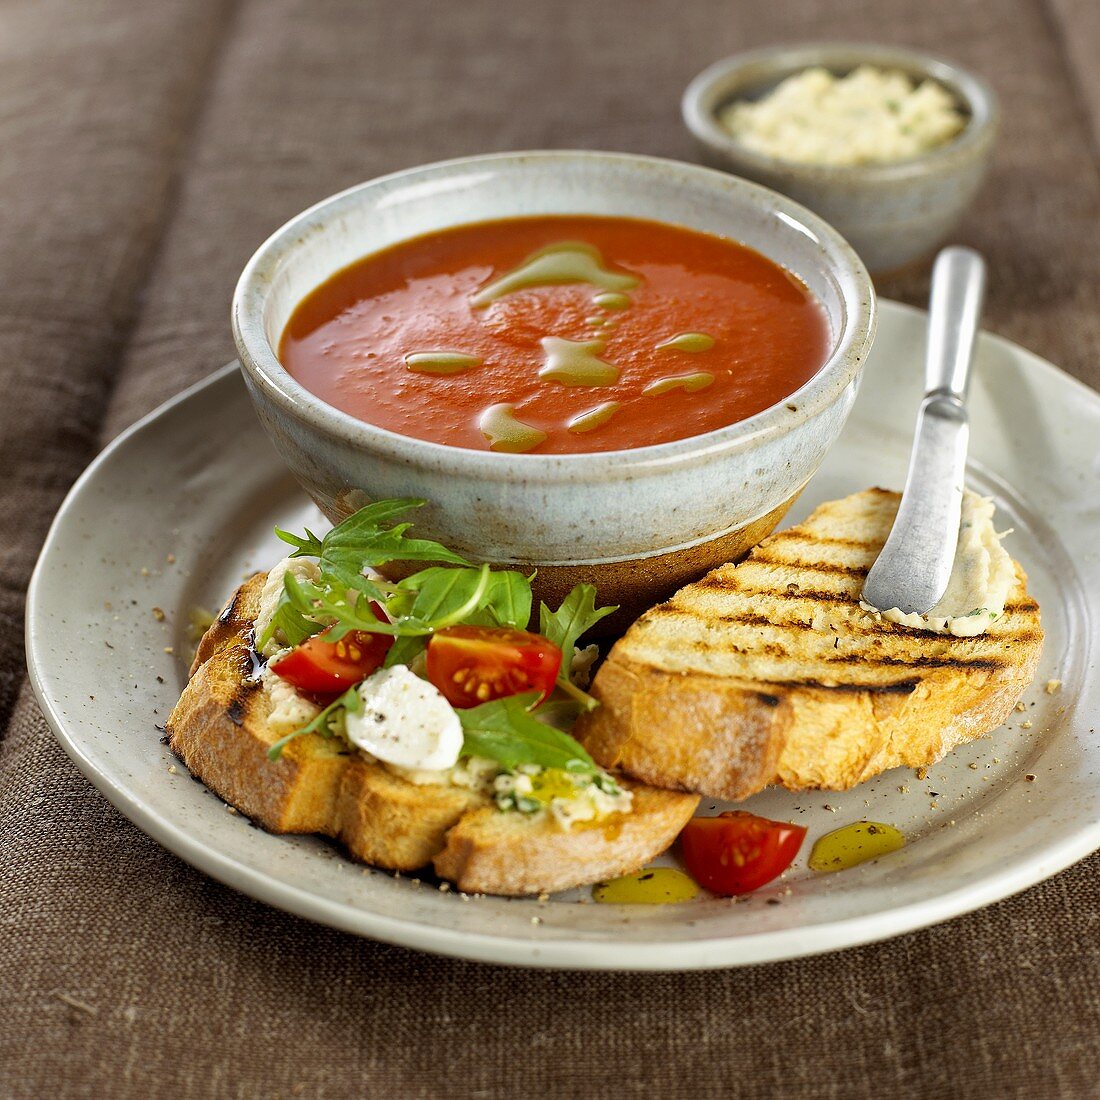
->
[925, 246, 986, 402]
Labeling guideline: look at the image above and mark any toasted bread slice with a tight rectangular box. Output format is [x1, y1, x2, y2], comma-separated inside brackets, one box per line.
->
[167, 574, 699, 895]
[434, 780, 698, 895]
[577, 489, 1043, 800]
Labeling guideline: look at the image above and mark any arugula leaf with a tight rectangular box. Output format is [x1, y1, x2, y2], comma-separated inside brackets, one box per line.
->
[275, 526, 323, 559]
[266, 683, 363, 760]
[256, 583, 317, 651]
[458, 693, 596, 775]
[531, 695, 587, 731]
[393, 564, 532, 629]
[329, 499, 468, 567]
[481, 570, 533, 630]
[539, 584, 617, 680]
[281, 571, 425, 642]
[276, 498, 469, 591]
[383, 633, 428, 669]
[394, 565, 492, 627]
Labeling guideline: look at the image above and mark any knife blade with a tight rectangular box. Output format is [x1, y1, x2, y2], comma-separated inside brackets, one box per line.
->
[862, 246, 987, 616]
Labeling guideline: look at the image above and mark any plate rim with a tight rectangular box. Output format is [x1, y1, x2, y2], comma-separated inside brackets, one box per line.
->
[24, 299, 1100, 970]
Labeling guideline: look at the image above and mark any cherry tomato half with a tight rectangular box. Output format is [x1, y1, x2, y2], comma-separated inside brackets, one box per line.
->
[426, 625, 562, 708]
[271, 624, 393, 697]
[680, 811, 807, 896]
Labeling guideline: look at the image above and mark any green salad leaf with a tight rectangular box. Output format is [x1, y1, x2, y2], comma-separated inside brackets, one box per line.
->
[391, 564, 534, 630]
[278, 570, 415, 643]
[255, 585, 317, 651]
[480, 569, 534, 630]
[382, 633, 428, 670]
[539, 584, 617, 707]
[457, 692, 596, 775]
[391, 565, 492, 626]
[266, 683, 363, 760]
[539, 584, 617, 678]
[276, 498, 468, 590]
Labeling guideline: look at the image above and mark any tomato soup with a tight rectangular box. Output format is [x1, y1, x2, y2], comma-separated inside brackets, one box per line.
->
[279, 216, 829, 454]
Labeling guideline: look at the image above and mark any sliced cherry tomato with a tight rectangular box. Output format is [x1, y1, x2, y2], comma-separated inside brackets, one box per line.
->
[271, 621, 393, 697]
[680, 811, 807, 896]
[426, 625, 562, 708]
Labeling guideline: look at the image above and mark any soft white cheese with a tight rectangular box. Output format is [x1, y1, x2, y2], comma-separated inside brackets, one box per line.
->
[385, 754, 500, 791]
[344, 666, 463, 771]
[720, 65, 965, 167]
[861, 492, 1015, 637]
[260, 665, 321, 735]
[570, 644, 599, 689]
[253, 555, 321, 657]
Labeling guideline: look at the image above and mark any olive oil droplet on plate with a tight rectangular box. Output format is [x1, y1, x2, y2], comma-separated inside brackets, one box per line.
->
[808, 821, 906, 873]
[592, 867, 699, 904]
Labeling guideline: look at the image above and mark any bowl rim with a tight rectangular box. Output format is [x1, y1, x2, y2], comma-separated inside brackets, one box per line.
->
[682, 42, 1000, 182]
[232, 149, 876, 480]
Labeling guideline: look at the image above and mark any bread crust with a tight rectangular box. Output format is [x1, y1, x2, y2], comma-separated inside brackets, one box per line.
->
[577, 490, 1044, 800]
[433, 781, 699, 896]
[579, 659, 788, 800]
[166, 575, 699, 894]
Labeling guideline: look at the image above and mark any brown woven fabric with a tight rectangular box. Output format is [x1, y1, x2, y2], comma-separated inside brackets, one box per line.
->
[3, 1, 1099, 1096]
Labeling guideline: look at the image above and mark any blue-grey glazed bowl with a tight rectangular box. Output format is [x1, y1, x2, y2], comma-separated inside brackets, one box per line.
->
[232, 151, 876, 622]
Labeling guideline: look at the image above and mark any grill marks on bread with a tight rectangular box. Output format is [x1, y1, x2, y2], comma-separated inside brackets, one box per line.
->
[576, 489, 1044, 799]
[168, 575, 700, 894]
[627, 491, 1037, 689]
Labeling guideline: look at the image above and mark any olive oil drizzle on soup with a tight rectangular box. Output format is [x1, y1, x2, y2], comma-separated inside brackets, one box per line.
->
[279, 215, 830, 454]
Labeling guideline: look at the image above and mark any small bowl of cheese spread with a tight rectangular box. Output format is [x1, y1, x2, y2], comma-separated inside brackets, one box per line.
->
[683, 44, 998, 274]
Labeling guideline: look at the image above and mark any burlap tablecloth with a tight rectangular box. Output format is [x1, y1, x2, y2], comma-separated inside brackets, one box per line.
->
[3, 2, 1099, 1096]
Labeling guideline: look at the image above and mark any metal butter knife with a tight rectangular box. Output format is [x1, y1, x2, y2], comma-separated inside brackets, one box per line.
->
[862, 246, 987, 615]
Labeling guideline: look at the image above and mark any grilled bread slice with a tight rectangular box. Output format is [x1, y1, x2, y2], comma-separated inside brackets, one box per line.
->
[577, 489, 1043, 800]
[433, 782, 696, 896]
[167, 574, 699, 895]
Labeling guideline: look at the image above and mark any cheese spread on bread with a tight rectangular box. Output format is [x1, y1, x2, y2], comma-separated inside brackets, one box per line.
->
[260, 663, 321, 733]
[254, 556, 322, 657]
[861, 492, 1014, 637]
[389, 754, 633, 827]
[388, 754, 501, 791]
[494, 766, 633, 827]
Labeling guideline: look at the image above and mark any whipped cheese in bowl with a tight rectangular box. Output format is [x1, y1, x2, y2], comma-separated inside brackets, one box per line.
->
[861, 492, 1015, 637]
[720, 65, 966, 167]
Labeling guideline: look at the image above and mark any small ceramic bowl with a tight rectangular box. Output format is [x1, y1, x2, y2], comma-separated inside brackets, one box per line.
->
[232, 151, 875, 624]
[683, 44, 999, 275]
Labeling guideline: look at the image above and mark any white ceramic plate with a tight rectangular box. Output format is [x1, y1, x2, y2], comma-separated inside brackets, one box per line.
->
[26, 301, 1100, 970]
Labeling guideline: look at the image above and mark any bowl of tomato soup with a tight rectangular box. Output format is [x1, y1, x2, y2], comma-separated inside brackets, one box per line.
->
[233, 152, 875, 621]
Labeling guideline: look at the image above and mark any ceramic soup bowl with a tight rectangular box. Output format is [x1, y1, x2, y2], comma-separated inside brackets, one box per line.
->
[232, 151, 876, 625]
